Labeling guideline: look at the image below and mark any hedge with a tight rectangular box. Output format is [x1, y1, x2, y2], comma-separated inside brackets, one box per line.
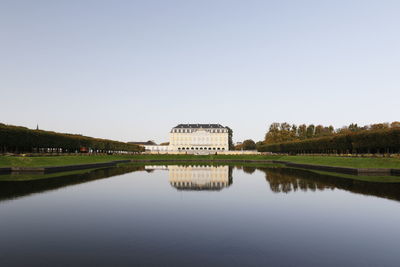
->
[257, 128, 400, 154]
[0, 123, 143, 153]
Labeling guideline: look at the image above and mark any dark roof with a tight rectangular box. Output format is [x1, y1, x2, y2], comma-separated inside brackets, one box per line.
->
[173, 124, 226, 129]
[171, 184, 231, 191]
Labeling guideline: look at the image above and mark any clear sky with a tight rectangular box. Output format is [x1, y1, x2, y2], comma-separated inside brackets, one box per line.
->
[1, 0, 399, 143]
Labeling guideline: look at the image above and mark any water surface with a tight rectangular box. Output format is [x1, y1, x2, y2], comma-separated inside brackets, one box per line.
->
[1, 165, 400, 266]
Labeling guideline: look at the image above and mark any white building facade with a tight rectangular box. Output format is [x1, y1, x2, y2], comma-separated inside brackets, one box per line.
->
[169, 124, 229, 152]
[143, 145, 169, 152]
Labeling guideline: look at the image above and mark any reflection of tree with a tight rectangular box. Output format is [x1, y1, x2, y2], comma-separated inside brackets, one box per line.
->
[262, 168, 334, 193]
[0, 165, 146, 202]
[258, 167, 400, 202]
[228, 166, 233, 185]
[242, 166, 256, 174]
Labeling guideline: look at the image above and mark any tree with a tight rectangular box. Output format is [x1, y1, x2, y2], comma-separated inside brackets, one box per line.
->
[0, 123, 142, 153]
[255, 141, 264, 151]
[234, 143, 244, 150]
[325, 126, 334, 135]
[370, 123, 390, 130]
[264, 122, 297, 144]
[306, 124, 315, 139]
[226, 126, 234, 150]
[390, 121, 400, 128]
[298, 124, 307, 140]
[242, 139, 256, 150]
[348, 123, 361, 132]
[314, 125, 324, 137]
[257, 128, 400, 154]
[259, 121, 400, 154]
[291, 124, 298, 137]
[264, 123, 281, 143]
[280, 122, 296, 141]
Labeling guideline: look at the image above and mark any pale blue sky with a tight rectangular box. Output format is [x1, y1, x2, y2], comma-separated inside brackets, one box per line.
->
[1, 0, 399, 143]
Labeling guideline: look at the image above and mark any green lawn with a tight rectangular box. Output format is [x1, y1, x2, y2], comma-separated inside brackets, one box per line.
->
[0, 154, 399, 169]
[277, 155, 400, 169]
[0, 155, 136, 168]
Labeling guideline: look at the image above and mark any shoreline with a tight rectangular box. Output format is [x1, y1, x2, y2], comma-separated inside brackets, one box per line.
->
[1, 157, 399, 177]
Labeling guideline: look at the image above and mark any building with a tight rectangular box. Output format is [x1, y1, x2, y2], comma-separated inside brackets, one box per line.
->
[169, 124, 229, 152]
[128, 140, 156, 146]
[128, 140, 168, 152]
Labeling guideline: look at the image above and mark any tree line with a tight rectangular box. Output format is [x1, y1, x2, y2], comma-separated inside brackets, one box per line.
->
[0, 123, 144, 154]
[257, 122, 400, 154]
[234, 139, 256, 151]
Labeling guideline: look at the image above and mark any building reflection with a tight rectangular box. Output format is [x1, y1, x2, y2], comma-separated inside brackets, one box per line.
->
[168, 165, 233, 191]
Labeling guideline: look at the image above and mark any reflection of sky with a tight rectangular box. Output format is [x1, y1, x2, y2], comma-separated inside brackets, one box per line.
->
[0, 167, 400, 266]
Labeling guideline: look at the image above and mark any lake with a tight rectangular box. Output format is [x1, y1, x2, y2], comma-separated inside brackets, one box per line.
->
[1, 164, 400, 266]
